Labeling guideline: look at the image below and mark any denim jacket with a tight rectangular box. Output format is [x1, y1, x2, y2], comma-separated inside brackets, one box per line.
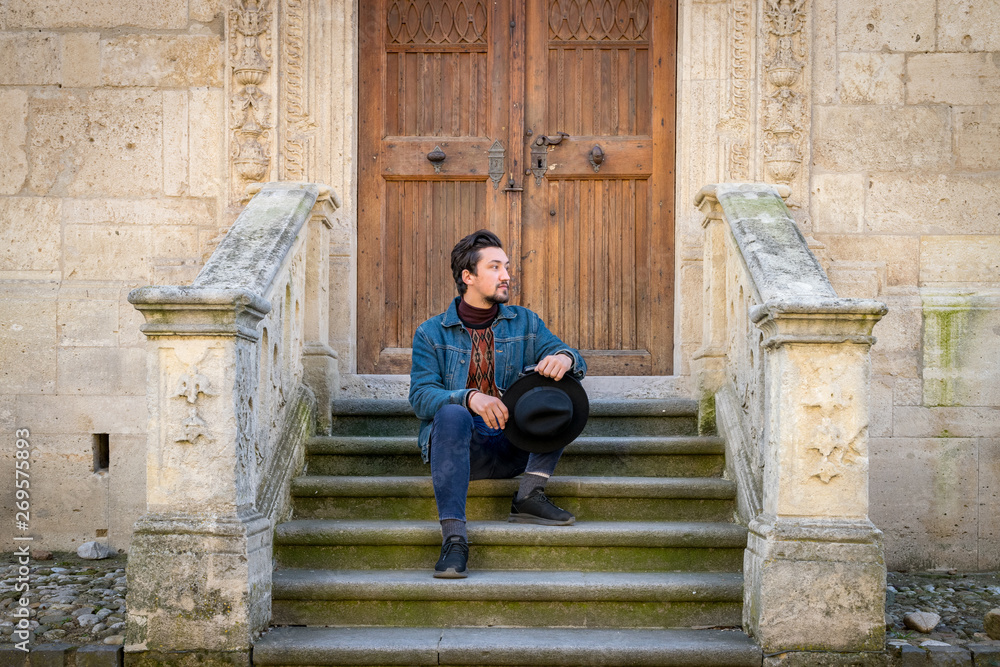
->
[408, 297, 587, 462]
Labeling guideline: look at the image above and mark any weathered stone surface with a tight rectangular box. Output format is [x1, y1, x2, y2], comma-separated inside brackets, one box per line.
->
[27, 90, 163, 197]
[838, 53, 905, 105]
[64, 197, 215, 231]
[985, 609, 1000, 640]
[920, 237, 1000, 285]
[893, 407, 1000, 439]
[78, 541, 116, 560]
[1, 0, 188, 29]
[101, 35, 223, 87]
[64, 225, 152, 282]
[57, 347, 145, 396]
[62, 32, 101, 88]
[14, 394, 146, 435]
[188, 88, 225, 199]
[870, 437, 979, 570]
[108, 434, 146, 549]
[908, 53, 1000, 106]
[922, 291, 1000, 407]
[764, 651, 887, 666]
[905, 611, 942, 633]
[0, 197, 61, 273]
[0, 32, 60, 85]
[811, 0, 837, 105]
[814, 106, 952, 172]
[0, 285, 57, 393]
[163, 91, 189, 197]
[837, 0, 936, 51]
[0, 89, 28, 195]
[938, 0, 1000, 51]
[869, 175, 1000, 236]
[190, 0, 225, 22]
[57, 283, 120, 347]
[810, 173, 864, 234]
[745, 520, 886, 652]
[955, 107, 1000, 171]
[817, 234, 919, 288]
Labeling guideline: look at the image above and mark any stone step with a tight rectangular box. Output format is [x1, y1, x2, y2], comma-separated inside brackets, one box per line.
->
[274, 520, 747, 572]
[329, 398, 700, 438]
[291, 475, 736, 522]
[271, 569, 743, 629]
[253, 626, 763, 666]
[305, 435, 725, 477]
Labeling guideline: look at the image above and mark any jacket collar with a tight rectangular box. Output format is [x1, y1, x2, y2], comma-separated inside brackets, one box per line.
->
[442, 296, 517, 328]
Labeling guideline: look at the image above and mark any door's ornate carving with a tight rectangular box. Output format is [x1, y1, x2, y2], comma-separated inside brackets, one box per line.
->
[386, 0, 488, 44]
[547, 0, 650, 41]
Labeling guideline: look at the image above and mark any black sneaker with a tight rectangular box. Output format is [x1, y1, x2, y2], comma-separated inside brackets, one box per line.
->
[433, 535, 469, 579]
[508, 489, 576, 526]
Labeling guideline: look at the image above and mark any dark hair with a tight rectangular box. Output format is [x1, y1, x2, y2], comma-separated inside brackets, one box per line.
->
[451, 230, 503, 295]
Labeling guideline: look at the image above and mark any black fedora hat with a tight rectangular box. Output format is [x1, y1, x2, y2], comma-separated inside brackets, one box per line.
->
[501, 370, 589, 453]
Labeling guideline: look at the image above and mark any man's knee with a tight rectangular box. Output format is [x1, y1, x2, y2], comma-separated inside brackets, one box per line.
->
[433, 403, 473, 429]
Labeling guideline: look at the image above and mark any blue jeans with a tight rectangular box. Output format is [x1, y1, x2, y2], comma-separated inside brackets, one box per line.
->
[429, 404, 564, 522]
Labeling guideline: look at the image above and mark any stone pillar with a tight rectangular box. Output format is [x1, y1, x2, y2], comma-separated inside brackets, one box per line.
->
[300, 188, 340, 434]
[123, 288, 271, 665]
[744, 299, 888, 660]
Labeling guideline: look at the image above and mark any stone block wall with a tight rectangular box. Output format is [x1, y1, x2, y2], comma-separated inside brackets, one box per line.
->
[810, 0, 1000, 570]
[0, 0, 227, 551]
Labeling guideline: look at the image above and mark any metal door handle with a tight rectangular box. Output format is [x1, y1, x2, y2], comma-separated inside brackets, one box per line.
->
[427, 145, 446, 173]
[501, 177, 523, 192]
[588, 145, 605, 172]
[534, 132, 569, 146]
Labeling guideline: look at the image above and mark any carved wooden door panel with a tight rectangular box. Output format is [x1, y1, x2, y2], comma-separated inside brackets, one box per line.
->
[359, 0, 519, 373]
[359, 0, 675, 375]
[520, 0, 675, 374]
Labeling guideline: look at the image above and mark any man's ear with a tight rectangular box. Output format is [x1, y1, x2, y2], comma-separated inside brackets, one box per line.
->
[462, 268, 475, 285]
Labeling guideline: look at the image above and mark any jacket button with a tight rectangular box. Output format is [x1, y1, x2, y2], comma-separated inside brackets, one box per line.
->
[461, 360, 465, 364]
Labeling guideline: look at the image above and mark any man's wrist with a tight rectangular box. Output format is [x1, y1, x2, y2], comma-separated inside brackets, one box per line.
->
[464, 389, 479, 409]
[556, 350, 575, 365]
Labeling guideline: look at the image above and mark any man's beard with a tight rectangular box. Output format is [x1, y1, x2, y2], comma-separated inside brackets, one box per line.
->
[485, 285, 510, 305]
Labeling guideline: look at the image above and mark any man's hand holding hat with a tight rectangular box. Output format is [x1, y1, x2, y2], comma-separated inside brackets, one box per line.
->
[535, 353, 573, 381]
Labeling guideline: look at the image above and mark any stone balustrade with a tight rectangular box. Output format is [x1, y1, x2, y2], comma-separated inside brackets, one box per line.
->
[123, 182, 339, 664]
[693, 183, 889, 661]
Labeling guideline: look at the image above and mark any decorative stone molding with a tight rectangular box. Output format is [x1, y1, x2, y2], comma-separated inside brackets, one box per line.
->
[693, 183, 887, 654]
[760, 0, 809, 195]
[229, 0, 275, 202]
[279, 0, 315, 181]
[719, 0, 754, 181]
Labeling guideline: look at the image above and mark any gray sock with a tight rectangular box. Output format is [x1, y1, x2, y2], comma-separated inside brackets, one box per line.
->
[516, 472, 548, 501]
[441, 519, 467, 543]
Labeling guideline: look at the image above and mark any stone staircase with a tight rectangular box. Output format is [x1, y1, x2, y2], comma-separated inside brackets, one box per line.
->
[253, 398, 763, 666]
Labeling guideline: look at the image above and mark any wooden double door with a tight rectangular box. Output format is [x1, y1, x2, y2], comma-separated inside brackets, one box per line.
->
[359, 0, 675, 374]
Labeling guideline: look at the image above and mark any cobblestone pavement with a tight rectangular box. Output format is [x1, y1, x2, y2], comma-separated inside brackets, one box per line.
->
[0, 552, 126, 647]
[3, 553, 1000, 651]
[887, 570, 1000, 648]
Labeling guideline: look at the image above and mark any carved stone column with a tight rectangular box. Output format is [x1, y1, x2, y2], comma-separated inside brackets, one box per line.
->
[123, 289, 271, 664]
[744, 299, 888, 659]
[299, 187, 341, 433]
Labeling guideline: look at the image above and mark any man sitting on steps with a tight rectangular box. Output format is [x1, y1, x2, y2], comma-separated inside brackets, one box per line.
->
[408, 229, 587, 578]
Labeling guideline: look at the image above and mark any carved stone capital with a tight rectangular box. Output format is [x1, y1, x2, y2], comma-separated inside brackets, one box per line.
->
[751, 298, 887, 349]
[128, 286, 270, 341]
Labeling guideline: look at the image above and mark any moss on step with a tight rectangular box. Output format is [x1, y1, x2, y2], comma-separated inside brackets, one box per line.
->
[271, 599, 743, 630]
[275, 545, 745, 573]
